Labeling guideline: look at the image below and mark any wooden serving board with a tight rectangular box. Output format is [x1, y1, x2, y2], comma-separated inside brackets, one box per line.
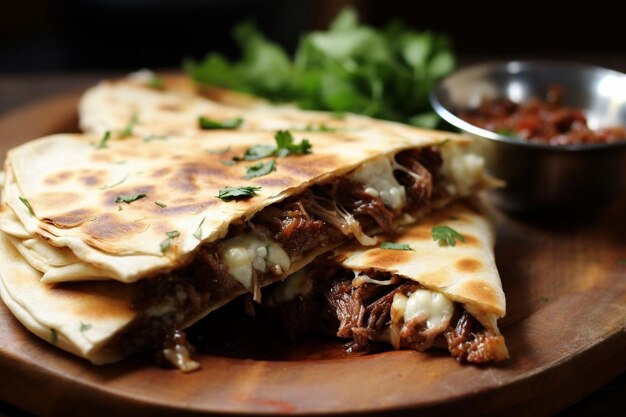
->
[0, 93, 625, 417]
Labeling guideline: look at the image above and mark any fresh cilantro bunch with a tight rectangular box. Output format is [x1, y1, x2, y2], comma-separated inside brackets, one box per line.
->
[184, 8, 455, 128]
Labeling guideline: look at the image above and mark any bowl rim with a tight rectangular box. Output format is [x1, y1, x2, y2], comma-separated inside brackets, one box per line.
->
[430, 59, 626, 152]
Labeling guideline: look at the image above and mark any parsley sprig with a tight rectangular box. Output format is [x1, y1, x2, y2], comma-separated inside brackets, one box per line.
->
[432, 225, 465, 247]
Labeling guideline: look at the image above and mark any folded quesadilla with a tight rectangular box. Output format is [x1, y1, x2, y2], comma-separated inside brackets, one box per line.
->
[78, 71, 453, 142]
[0, 121, 493, 366]
[264, 199, 509, 363]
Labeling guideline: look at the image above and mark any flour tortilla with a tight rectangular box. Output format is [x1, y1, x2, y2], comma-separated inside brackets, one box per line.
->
[335, 199, 505, 332]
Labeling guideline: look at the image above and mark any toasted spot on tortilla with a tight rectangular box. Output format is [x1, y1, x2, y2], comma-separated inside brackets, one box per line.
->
[154, 200, 218, 216]
[461, 234, 481, 246]
[158, 103, 183, 112]
[418, 270, 454, 287]
[44, 171, 72, 185]
[79, 175, 100, 186]
[363, 248, 414, 268]
[456, 279, 499, 311]
[254, 176, 295, 188]
[43, 208, 97, 228]
[103, 186, 154, 207]
[404, 228, 431, 240]
[151, 167, 171, 178]
[82, 213, 148, 240]
[456, 258, 482, 273]
[281, 154, 340, 178]
[30, 192, 82, 211]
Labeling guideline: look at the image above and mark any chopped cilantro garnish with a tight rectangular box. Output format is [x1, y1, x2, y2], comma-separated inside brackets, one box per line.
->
[154, 201, 167, 208]
[495, 128, 518, 137]
[221, 160, 237, 166]
[19, 196, 35, 216]
[193, 217, 206, 240]
[80, 322, 92, 332]
[143, 134, 168, 142]
[235, 130, 312, 161]
[217, 186, 262, 202]
[380, 242, 414, 251]
[100, 174, 128, 190]
[94, 131, 111, 150]
[274, 130, 312, 157]
[245, 160, 276, 179]
[432, 225, 465, 247]
[147, 75, 164, 89]
[240, 144, 276, 161]
[119, 114, 139, 138]
[50, 329, 58, 345]
[437, 138, 451, 147]
[198, 116, 243, 130]
[301, 123, 337, 132]
[160, 230, 180, 253]
[115, 193, 147, 204]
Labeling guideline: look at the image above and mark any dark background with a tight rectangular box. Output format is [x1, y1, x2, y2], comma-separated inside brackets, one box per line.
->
[2, 0, 625, 73]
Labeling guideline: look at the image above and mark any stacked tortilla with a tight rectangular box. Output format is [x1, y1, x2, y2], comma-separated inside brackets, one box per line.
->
[0, 72, 507, 368]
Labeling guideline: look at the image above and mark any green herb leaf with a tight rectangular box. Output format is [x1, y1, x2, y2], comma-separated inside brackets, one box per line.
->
[432, 225, 465, 247]
[221, 160, 238, 166]
[154, 201, 167, 208]
[437, 138, 451, 147]
[144, 134, 168, 142]
[245, 160, 276, 179]
[301, 123, 337, 132]
[115, 193, 147, 204]
[217, 186, 262, 202]
[241, 144, 276, 161]
[160, 230, 180, 253]
[95, 131, 111, 149]
[50, 329, 58, 345]
[119, 114, 139, 138]
[147, 75, 164, 89]
[19, 196, 35, 216]
[198, 116, 244, 130]
[185, 9, 455, 125]
[193, 217, 206, 240]
[80, 322, 92, 332]
[495, 128, 518, 137]
[100, 174, 128, 190]
[274, 130, 312, 157]
[380, 242, 414, 251]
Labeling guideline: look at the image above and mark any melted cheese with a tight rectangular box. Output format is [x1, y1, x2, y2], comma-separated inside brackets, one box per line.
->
[268, 268, 314, 305]
[219, 234, 290, 290]
[351, 156, 406, 210]
[392, 289, 454, 330]
[440, 145, 484, 196]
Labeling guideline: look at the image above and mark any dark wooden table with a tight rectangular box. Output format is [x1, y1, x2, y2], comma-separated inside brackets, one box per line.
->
[0, 62, 624, 417]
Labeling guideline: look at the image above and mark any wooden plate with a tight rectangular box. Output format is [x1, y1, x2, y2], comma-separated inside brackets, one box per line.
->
[0, 93, 625, 417]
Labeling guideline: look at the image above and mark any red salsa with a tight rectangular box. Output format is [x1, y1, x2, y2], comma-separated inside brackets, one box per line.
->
[459, 86, 626, 145]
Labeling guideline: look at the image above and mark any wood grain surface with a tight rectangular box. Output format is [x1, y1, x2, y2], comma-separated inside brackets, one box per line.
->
[0, 86, 625, 417]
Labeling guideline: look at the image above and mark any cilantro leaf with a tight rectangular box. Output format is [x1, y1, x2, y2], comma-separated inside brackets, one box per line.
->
[193, 217, 206, 240]
[95, 131, 111, 149]
[198, 116, 244, 130]
[147, 75, 164, 89]
[160, 230, 180, 253]
[80, 322, 92, 333]
[241, 144, 276, 161]
[274, 130, 312, 157]
[19, 196, 35, 216]
[50, 329, 58, 345]
[245, 160, 276, 179]
[380, 242, 413, 251]
[154, 201, 167, 208]
[119, 114, 139, 138]
[432, 225, 465, 247]
[217, 186, 262, 202]
[115, 193, 147, 204]
[185, 8, 455, 126]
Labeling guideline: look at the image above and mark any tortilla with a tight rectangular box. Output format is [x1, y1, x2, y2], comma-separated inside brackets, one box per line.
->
[266, 199, 509, 362]
[0, 123, 493, 366]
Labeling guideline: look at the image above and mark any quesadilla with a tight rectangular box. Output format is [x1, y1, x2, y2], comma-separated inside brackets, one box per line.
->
[0, 121, 493, 366]
[78, 71, 454, 142]
[265, 199, 509, 363]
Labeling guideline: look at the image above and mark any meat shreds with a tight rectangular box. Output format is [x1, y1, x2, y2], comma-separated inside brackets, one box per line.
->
[394, 147, 442, 203]
[117, 148, 446, 363]
[265, 271, 507, 363]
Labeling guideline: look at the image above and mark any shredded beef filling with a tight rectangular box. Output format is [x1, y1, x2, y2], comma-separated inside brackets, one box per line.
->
[120, 147, 447, 361]
[265, 266, 506, 363]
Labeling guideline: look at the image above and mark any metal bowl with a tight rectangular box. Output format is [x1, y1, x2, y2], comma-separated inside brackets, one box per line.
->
[430, 60, 626, 213]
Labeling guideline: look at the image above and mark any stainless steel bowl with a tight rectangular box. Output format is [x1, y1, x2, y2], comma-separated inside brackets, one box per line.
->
[431, 60, 626, 213]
